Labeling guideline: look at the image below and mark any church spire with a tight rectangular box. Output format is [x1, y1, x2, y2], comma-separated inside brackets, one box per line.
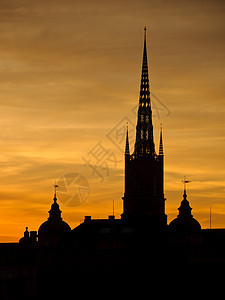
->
[139, 26, 150, 107]
[134, 27, 155, 158]
[125, 123, 130, 156]
[159, 123, 164, 156]
[122, 28, 167, 229]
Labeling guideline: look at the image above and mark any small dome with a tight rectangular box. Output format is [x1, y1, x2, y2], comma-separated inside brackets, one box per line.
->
[168, 188, 201, 233]
[38, 219, 71, 234]
[38, 191, 71, 235]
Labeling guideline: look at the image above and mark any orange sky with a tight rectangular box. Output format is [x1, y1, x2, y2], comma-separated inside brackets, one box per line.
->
[0, 0, 225, 242]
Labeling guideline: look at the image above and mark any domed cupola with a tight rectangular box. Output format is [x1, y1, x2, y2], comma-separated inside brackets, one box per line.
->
[169, 180, 201, 234]
[178, 189, 193, 218]
[38, 183, 71, 246]
[48, 193, 62, 222]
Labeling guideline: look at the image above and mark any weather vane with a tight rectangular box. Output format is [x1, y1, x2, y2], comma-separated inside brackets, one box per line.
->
[53, 181, 59, 195]
[182, 176, 191, 192]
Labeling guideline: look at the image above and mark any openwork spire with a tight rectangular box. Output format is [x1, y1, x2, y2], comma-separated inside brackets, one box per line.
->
[139, 26, 150, 107]
[134, 27, 155, 158]
[125, 123, 130, 156]
[159, 123, 164, 156]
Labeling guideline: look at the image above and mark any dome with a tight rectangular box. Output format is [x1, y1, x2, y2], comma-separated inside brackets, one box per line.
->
[168, 188, 201, 234]
[38, 219, 71, 234]
[169, 216, 201, 233]
[38, 191, 71, 236]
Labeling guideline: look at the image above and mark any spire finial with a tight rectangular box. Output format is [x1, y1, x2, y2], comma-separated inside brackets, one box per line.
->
[182, 176, 191, 199]
[48, 182, 62, 221]
[143, 26, 147, 58]
[53, 181, 59, 202]
[178, 177, 193, 217]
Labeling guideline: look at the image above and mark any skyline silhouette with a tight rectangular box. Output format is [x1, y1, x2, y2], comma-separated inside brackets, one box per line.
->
[0, 14, 225, 297]
[0, 0, 225, 242]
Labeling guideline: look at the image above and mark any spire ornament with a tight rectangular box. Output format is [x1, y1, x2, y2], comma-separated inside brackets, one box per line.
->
[53, 181, 59, 202]
[182, 176, 191, 197]
[48, 181, 62, 221]
[178, 177, 192, 217]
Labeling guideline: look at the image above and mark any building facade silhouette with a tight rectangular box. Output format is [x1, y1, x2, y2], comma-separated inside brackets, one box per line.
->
[122, 27, 166, 230]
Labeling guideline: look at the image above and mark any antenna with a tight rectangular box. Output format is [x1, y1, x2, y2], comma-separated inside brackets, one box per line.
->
[113, 200, 115, 217]
[210, 206, 212, 229]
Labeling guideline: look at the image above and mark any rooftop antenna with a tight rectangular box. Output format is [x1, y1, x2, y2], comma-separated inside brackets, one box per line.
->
[113, 200, 115, 217]
[210, 206, 212, 229]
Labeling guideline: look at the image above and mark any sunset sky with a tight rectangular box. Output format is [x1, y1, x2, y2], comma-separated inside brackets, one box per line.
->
[0, 0, 225, 242]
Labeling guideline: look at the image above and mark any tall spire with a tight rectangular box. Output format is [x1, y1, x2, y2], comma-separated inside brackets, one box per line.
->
[125, 123, 130, 156]
[159, 123, 164, 156]
[139, 26, 150, 107]
[122, 28, 167, 229]
[134, 26, 155, 158]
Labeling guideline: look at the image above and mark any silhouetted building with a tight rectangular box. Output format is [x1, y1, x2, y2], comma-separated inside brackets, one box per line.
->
[19, 227, 37, 246]
[169, 187, 201, 234]
[1, 28, 225, 298]
[38, 189, 71, 246]
[122, 27, 166, 230]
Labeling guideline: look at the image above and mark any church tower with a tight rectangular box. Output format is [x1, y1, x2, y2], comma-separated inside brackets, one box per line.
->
[122, 28, 167, 230]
